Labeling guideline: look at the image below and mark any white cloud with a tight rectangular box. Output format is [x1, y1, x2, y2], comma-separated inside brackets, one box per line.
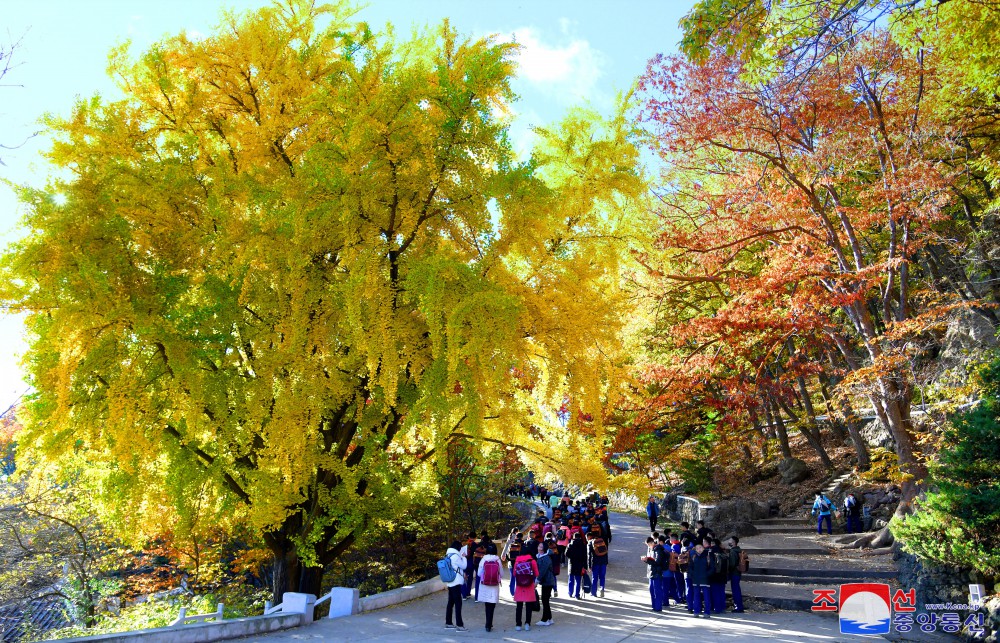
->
[504, 26, 606, 103]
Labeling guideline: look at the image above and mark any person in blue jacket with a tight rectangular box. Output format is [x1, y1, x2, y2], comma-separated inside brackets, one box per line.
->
[687, 542, 713, 618]
[646, 495, 660, 533]
[811, 491, 834, 535]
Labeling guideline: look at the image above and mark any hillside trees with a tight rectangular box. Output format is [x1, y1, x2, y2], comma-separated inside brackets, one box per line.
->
[891, 353, 1000, 577]
[637, 27, 975, 506]
[0, 1, 644, 600]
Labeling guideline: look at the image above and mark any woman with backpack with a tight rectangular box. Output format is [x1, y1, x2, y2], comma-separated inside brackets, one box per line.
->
[512, 540, 540, 631]
[441, 540, 468, 631]
[535, 540, 557, 626]
[812, 491, 834, 535]
[477, 542, 503, 632]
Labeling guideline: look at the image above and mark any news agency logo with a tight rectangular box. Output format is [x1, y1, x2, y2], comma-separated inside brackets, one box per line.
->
[838, 583, 892, 636]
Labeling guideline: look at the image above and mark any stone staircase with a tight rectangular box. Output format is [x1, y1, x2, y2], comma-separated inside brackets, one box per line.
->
[732, 512, 900, 612]
[798, 470, 854, 515]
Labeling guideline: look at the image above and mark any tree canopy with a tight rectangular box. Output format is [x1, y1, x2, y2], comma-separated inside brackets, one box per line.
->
[1, 0, 644, 598]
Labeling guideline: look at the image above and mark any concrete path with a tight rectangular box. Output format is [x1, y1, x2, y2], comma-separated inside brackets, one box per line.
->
[238, 511, 874, 642]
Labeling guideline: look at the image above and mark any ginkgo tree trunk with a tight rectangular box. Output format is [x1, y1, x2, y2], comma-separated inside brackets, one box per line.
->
[2, 1, 644, 600]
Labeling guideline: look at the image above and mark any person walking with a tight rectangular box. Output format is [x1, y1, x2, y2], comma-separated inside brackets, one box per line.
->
[812, 491, 834, 535]
[646, 495, 660, 533]
[535, 540, 557, 626]
[545, 535, 561, 598]
[513, 541, 540, 631]
[565, 532, 588, 599]
[727, 536, 745, 613]
[844, 492, 862, 534]
[443, 540, 468, 631]
[587, 530, 609, 598]
[688, 541, 712, 618]
[477, 542, 503, 632]
[641, 536, 664, 612]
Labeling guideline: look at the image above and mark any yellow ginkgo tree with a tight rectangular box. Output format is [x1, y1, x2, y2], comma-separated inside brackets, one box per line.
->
[1, 0, 644, 599]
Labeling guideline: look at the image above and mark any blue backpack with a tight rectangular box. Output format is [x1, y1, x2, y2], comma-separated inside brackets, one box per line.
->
[437, 554, 457, 583]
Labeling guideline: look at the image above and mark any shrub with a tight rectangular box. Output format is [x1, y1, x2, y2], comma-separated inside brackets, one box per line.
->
[892, 355, 1000, 578]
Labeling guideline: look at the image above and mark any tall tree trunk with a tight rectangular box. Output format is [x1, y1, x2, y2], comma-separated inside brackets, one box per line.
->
[763, 396, 792, 459]
[773, 392, 833, 469]
[822, 356, 871, 471]
[792, 371, 835, 470]
[749, 406, 770, 460]
[817, 377, 848, 442]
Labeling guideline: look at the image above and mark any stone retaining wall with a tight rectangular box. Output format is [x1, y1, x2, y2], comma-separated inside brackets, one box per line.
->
[56, 614, 304, 643]
[358, 579, 443, 613]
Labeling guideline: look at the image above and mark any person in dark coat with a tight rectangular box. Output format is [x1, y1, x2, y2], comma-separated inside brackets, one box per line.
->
[844, 492, 862, 534]
[688, 543, 713, 618]
[565, 532, 589, 599]
[535, 541, 557, 626]
[727, 536, 745, 613]
[708, 538, 728, 613]
[641, 536, 664, 611]
[646, 496, 660, 533]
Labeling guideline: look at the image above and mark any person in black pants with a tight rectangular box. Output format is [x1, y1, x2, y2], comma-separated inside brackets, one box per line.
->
[535, 541, 557, 625]
[443, 540, 467, 631]
[646, 496, 660, 533]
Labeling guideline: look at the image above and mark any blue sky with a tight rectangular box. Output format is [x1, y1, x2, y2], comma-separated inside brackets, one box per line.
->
[0, 0, 694, 408]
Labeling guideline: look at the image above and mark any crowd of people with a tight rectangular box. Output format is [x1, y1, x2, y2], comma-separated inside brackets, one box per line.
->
[439, 491, 613, 631]
[438, 490, 749, 633]
[641, 517, 747, 618]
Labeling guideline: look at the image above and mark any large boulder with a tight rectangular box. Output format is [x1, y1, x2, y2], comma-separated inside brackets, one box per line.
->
[661, 491, 680, 517]
[706, 498, 764, 538]
[860, 419, 896, 449]
[941, 309, 998, 365]
[777, 457, 811, 485]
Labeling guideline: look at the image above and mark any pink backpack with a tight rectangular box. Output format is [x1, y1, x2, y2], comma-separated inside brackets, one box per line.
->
[482, 560, 501, 586]
[513, 559, 536, 587]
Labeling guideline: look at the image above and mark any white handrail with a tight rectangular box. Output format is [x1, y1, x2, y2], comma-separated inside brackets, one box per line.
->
[170, 603, 224, 627]
[263, 600, 283, 615]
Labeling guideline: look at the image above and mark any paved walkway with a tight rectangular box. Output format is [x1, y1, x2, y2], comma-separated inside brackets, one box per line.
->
[239, 511, 868, 642]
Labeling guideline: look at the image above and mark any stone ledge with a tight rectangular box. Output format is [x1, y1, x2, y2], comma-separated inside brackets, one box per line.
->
[358, 578, 444, 613]
[56, 613, 304, 643]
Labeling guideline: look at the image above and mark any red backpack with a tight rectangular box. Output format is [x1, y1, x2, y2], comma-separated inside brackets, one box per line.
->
[513, 559, 536, 587]
[482, 559, 501, 586]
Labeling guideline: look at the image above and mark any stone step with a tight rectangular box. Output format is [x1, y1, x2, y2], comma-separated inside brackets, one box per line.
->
[754, 524, 817, 533]
[735, 576, 903, 612]
[740, 545, 831, 555]
[750, 566, 896, 580]
[753, 518, 813, 526]
[741, 573, 895, 585]
[730, 580, 822, 611]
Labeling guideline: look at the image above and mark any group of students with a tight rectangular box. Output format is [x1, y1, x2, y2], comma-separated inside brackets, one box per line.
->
[439, 493, 614, 632]
[640, 519, 749, 618]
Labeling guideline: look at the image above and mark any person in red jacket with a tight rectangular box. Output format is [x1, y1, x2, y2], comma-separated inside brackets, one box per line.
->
[512, 540, 540, 631]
